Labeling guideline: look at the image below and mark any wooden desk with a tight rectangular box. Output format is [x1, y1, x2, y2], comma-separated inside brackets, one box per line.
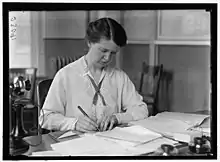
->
[23, 111, 211, 156]
[23, 132, 208, 156]
[23, 134, 56, 156]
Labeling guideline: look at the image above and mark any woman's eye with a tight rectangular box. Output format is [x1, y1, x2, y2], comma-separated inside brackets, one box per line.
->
[111, 52, 117, 55]
[101, 49, 108, 53]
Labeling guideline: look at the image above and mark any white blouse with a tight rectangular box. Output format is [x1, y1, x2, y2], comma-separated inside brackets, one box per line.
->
[39, 56, 149, 131]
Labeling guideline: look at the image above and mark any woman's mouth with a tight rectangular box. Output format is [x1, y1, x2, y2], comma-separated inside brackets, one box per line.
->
[100, 61, 109, 65]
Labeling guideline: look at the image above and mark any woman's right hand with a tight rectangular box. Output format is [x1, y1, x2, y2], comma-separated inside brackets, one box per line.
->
[75, 115, 99, 133]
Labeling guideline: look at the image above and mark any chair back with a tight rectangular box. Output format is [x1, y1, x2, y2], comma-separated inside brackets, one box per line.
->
[9, 68, 37, 102]
[139, 62, 163, 115]
[36, 79, 53, 134]
[37, 79, 53, 109]
[139, 62, 163, 96]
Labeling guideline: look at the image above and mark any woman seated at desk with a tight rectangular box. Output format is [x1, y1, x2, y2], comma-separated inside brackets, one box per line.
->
[39, 17, 149, 133]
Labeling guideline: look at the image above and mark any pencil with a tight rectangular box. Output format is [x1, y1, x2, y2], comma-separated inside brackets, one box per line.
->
[77, 106, 100, 131]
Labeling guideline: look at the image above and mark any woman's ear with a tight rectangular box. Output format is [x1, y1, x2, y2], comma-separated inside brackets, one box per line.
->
[87, 41, 91, 48]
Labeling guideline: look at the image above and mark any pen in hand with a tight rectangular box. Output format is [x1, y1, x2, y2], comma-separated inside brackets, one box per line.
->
[77, 106, 100, 131]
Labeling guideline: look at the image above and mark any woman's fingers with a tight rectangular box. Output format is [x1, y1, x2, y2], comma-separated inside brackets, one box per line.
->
[102, 116, 111, 131]
[83, 116, 99, 129]
[99, 116, 108, 131]
[75, 117, 98, 132]
[99, 115, 118, 131]
[108, 118, 115, 130]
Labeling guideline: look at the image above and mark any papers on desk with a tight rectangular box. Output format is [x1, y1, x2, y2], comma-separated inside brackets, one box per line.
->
[95, 125, 162, 145]
[155, 111, 210, 127]
[58, 131, 77, 139]
[130, 111, 210, 143]
[51, 134, 151, 156]
[50, 112, 210, 156]
[31, 150, 62, 156]
[51, 125, 163, 156]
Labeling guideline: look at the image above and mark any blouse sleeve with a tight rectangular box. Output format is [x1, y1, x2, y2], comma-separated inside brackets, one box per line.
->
[114, 70, 149, 124]
[38, 70, 78, 131]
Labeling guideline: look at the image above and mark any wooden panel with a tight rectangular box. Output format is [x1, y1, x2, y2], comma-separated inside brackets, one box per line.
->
[45, 11, 87, 38]
[121, 44, 150, 89]
[158, 10, 210, 40]
[96, 10, 121, 22]
[105, 10, 121, 22]
[158, 45, 210, 113]
[123, 10, 157, 41]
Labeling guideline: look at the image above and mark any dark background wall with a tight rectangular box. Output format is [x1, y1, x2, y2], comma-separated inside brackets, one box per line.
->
[158, 45, 210, 113]
[121, 44, 150, 89]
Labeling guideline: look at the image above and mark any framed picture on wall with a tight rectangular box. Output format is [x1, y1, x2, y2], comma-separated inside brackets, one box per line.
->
[157, 10, 211, 41]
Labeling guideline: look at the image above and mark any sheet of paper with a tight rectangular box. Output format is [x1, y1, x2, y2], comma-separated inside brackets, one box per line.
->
[155, 111, 210, 127]
[95, 125, 162, 144]
[133, 137, 178, 154]
[31, 151, 62, 156]
[131, 117, 191, 137]
[58, 131, 77, 139]
[51, 134, 152, 156]
[190, 127, 211, 137]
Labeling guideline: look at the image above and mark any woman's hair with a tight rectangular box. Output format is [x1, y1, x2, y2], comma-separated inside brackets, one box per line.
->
[85, 17, 127, 47]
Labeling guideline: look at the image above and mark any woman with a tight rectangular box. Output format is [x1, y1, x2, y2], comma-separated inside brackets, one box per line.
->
[39, 17, 149, 133]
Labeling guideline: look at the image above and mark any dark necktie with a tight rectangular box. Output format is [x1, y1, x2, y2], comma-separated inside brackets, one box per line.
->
[87, 75, 106, 106]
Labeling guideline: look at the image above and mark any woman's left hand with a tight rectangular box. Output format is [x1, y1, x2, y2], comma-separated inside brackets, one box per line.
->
[98, 114, 118, 131]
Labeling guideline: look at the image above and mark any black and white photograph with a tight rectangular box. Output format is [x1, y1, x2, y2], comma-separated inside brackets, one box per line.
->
[2, 1, 218, 160]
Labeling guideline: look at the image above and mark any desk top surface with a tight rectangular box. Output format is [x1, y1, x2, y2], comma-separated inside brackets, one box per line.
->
[23, 111, 211, 156]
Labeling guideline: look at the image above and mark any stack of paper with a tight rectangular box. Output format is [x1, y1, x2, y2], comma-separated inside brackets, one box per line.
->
[130, 111, 210, 142]
[51, 134, 154, 156]
[51, 125, 165, 156]
[155, 111, 210, 127]
[95, 125, 162, 145]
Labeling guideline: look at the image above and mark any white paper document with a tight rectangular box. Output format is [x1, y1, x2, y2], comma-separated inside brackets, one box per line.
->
[131, 117, 190, 136]
[95, 125, 162, 144]
[58, 131, 77, 139]
[130, 112, 210, 143]
[51, 134, 153, 156]
[155, 111, 210, 127]
[31, 150, 62, 156]
[133, 137, 178, 154]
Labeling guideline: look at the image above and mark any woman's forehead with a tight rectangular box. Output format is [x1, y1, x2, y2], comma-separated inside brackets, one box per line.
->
[97, 39, 120, 52]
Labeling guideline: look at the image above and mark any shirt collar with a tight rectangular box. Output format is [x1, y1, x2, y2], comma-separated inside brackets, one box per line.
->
[81, 55, 109, 77]
[82, 55, 89, 77]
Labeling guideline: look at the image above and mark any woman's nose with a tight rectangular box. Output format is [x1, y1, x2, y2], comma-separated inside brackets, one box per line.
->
[104, 53, 111, 61]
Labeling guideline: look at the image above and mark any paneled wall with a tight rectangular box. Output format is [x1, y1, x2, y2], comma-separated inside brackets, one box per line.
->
[121, 44, 150, 89]
[10, 10, 210, 114]
[158, 45, 210, 113]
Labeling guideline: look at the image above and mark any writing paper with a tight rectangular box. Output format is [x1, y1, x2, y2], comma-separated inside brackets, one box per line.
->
[155, 111, 209, 127]
[95, 125, 162, 144]
[31, 151, 62, 156]
[51, 134, 152, 156]
[131, 117, 190, 136]
[58, 131, 77, 139]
